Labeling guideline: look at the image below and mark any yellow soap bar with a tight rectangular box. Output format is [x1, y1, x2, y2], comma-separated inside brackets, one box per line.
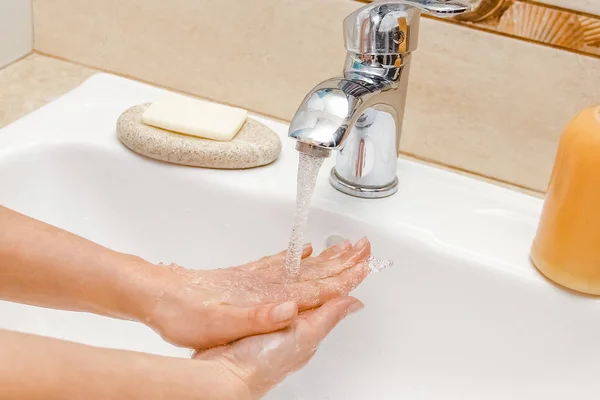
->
[531, 105, 600, 295]
[142, 92, 247, 141]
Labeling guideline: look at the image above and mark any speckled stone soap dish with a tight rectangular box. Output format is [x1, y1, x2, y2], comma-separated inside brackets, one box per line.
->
[117, 104, 282, 169]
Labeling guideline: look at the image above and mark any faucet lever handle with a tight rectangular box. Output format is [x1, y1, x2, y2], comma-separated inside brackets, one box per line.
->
[344, 0, 471, 55]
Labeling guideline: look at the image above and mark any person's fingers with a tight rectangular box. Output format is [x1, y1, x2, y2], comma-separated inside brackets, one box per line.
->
[302, 244, 314, 259]
[293, 262, 370, 310]
[281, 243, 313, 260]
[298, 296, 364, 342]
[316, 240, 352, 260]
[189, 302, 299, 348]
[235, 244, 312, 271]
[299, 238, 371, 281]
[262, 244, 313, 264]
[329, 237, 370, 266]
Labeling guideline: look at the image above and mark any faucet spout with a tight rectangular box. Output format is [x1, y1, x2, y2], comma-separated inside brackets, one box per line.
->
[288, 77, 388, 151]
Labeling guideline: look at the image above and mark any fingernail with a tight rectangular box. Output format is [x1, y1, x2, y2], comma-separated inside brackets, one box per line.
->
[347, 301, 364, 315]
[303, 243, 312, 249]
[356, 237, 368, 248]
[271, 301, 297, 323]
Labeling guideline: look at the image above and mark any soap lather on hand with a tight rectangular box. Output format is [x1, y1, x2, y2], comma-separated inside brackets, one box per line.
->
[142, 92, 247, 141]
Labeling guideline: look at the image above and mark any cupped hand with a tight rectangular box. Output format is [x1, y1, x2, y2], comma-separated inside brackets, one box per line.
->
[146, 238, 370, 349]
[194, 296, 363, 399]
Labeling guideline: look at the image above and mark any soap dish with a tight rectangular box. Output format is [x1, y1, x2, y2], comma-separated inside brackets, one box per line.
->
[117, 104, 282, 169]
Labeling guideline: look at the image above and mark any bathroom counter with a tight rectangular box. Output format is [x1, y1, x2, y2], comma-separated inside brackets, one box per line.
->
[0, 53, 96, 128]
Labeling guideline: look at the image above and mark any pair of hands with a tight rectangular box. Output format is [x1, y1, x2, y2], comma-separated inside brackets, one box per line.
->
[0, 206, 372, 400]
[145, 237, 371, 399]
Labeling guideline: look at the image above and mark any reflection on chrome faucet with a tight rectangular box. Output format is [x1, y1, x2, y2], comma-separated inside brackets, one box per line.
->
[289, 0, 470, 198]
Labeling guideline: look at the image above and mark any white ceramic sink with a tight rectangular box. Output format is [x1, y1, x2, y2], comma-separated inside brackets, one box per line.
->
[1, 74, 600, 399]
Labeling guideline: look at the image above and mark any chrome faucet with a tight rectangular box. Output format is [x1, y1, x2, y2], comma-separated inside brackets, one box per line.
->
[289, 0, 470, 198]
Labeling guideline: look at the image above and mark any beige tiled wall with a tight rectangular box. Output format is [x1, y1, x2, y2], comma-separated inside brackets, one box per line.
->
[32, 0, 600, 193]
[34, 0, 359, 121]
[404, 19, 600, 192]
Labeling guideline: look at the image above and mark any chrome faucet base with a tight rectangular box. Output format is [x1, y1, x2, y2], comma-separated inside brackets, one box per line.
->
[330, 168, 399, 199]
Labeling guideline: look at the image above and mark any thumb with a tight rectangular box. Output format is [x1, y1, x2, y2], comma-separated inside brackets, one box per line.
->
[206, 302, 298, 346]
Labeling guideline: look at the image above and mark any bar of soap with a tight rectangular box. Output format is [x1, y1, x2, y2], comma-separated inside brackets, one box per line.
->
[142, 92, 247, 141]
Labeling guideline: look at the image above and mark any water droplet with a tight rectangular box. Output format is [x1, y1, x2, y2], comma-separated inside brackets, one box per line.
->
[367, 256, 393, 274]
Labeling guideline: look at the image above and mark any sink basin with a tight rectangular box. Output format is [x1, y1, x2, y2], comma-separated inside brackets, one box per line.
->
[1, 74, 599, 399]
